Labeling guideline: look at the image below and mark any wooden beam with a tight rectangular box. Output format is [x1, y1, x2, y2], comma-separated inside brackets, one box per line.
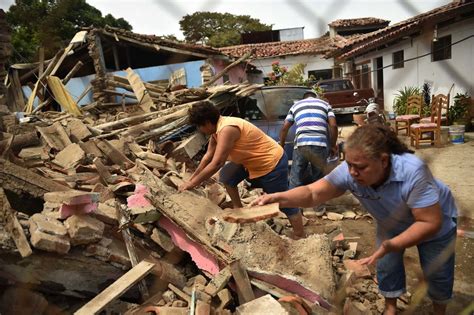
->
[38, 47, 45, 78]
[230, 260, 255, 304]
[73, 260, 155, 315]
[112, 45, 120, 71]
[63, 61, 84, 84]
[203, 50, 253, 87]
[101, 30, 210, 59]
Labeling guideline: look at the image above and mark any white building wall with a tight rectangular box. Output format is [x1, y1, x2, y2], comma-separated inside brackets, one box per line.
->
[354, 17, 474, 113]
[279, 27, 305, 41]
[251, 55, 334, 83]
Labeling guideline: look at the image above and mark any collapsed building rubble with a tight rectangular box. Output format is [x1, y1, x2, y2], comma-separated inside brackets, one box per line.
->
[0, 28, 412, 315]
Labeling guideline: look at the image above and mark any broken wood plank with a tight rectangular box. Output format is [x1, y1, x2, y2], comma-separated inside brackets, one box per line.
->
[2, 189, 32, 258]
[204, 266, 232, 297]
[46, 76, 82, 116]
[73, 260, 155, 315]
[230, 259, 255, 304]
[168, 283, 191, 303]
[202, 50, 253, 87]
[63, 60, 84, 84]
[220, 203, 281, 224]
[0, 159, 69, 198]
[125, 68, 155, 112]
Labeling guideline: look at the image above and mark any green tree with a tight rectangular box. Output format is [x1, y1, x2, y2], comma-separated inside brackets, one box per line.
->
[6, 0, 132, 63]
[179, 11, 272, 47]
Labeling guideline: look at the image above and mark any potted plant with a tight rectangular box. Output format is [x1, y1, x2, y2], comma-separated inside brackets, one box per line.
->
[449, 92, 470, 127]
[392, 86, 422, 116]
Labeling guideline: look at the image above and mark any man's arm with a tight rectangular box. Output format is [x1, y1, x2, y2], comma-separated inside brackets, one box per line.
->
[279, 120, 293, 147]
[253, 178, 345, 208]
[358, 203, 443, 265]
[180, 126, 240, 191]
[328, 117, 338, 156]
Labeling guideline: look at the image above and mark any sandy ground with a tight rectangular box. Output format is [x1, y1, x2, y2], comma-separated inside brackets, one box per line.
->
[303, 125, 474, 313]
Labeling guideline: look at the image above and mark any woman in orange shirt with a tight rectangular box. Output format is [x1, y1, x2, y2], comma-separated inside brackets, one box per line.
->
[178, 101, 304, 238]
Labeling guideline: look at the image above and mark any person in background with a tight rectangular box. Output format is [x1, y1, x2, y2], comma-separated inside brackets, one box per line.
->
[254, 125, 457, 315]
[178, 101, 305, 239]
[279, 91, 338, 215]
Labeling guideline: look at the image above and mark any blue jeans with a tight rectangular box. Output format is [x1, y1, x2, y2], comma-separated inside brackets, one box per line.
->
[219, 153, 299, 216]
[289, 145, 328, 189]
[376, 225, 456, 303]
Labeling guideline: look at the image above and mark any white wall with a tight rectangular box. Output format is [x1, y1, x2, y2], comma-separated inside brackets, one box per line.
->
[354, 17, 474, 113]
[250, 55, 335, 83]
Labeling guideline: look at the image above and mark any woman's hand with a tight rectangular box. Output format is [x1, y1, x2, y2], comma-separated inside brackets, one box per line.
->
[357, 240, 394, 265]
[250, 193, 279, 206]
[178, 181, 195, 192]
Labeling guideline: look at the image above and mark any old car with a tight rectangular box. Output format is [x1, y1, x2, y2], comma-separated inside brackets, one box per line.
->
[316, 78, 374, 115]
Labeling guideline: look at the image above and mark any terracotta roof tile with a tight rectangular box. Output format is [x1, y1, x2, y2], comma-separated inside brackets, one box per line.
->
[331, 0, 474, 59]
[328, 17, 390, 28]
[218, 34, 361, 59]
[93, 26, 223, 56]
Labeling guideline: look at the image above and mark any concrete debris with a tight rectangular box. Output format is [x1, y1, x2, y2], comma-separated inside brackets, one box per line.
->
[0, 44, 389, 313]
[235, 294, 288, 315]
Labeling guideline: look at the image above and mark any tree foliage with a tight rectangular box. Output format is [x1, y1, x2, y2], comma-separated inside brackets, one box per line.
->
[6, 0, 132, 63]
[179, 11, 272, 47]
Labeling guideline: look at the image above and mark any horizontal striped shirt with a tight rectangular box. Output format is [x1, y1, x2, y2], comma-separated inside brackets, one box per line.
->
[286, 97, 335, 148]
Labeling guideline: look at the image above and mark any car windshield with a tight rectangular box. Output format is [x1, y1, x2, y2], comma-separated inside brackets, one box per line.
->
[318, 80, 352, 92]
[238, 88, 310, 121]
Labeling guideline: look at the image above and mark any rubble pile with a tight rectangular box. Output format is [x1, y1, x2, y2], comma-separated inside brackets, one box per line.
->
[0, 73, 342, 315]
[0, 28, 402, 315]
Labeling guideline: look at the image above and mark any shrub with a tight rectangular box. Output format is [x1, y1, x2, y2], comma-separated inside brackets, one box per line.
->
[392, 86, 422, 115]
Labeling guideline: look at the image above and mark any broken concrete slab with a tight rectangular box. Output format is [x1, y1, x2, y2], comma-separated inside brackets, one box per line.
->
[65, 215, 105, 246]
[134, 169, 335, 308]
[235, 294, 288, 315]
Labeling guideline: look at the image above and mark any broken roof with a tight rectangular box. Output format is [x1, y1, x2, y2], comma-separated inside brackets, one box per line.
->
[218, 34, 359, 59]
[328, 17, 390, 28]
[329, 0, 474, 59]
[12, 26, 227, 84]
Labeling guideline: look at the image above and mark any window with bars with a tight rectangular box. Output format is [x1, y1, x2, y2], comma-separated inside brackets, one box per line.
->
[432, 35, 452, 61]
[392, 50, 404, 69]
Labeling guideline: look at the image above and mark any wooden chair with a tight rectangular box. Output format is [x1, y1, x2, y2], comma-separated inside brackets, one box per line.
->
[409, 94, 442, 149]
[419, 93, 450, 125]
[395, 95, 423, 135]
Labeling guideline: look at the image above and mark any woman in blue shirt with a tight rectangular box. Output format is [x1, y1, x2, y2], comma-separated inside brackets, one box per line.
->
[253, 124, 457, 315]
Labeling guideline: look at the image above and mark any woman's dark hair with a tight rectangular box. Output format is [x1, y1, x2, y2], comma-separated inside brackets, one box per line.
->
[188, 101, 220, 126]
[345, 124, 413, 159]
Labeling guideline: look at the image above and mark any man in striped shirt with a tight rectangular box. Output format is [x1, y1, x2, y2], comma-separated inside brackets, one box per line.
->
[280, 92, 338, 211]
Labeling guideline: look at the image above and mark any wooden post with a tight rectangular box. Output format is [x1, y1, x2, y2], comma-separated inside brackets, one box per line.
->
[229, 259, 255, 304]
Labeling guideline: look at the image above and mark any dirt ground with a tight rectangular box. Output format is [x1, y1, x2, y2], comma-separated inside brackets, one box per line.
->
[297, 126, 474, 314]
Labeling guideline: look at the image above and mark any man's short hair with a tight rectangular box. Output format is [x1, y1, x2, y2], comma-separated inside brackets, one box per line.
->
[303, 91, 317, 99]
[188, 101, 220, 126]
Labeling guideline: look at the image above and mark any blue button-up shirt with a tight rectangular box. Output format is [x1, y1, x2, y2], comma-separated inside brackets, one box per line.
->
[325, 153, 457, 240]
